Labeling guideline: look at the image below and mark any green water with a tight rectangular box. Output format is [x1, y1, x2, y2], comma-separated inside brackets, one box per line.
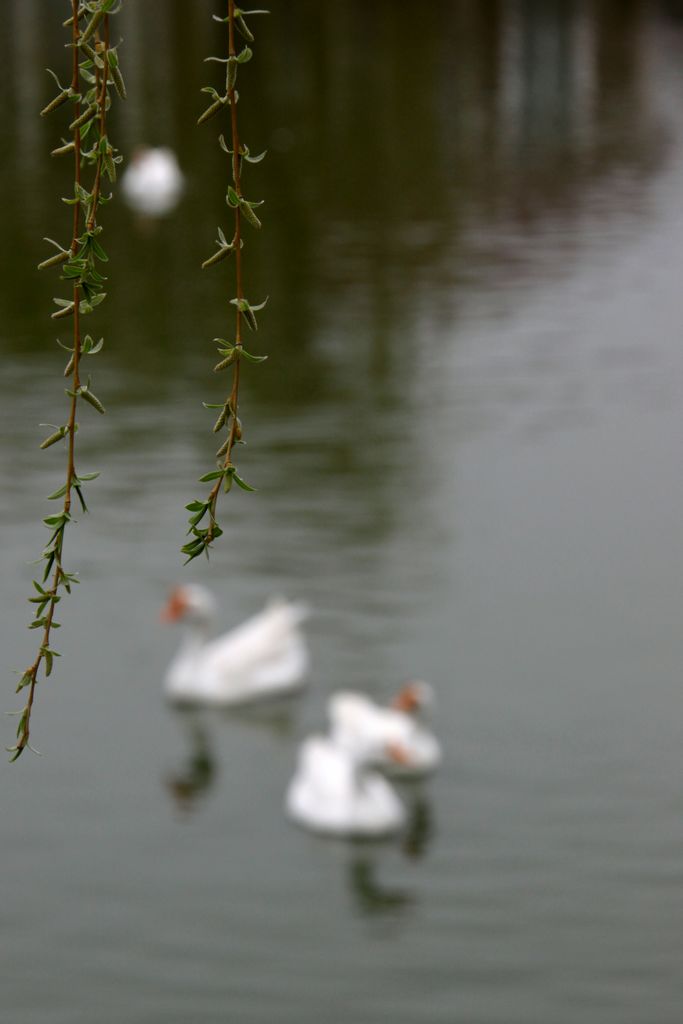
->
[2, 2, 683, 1021]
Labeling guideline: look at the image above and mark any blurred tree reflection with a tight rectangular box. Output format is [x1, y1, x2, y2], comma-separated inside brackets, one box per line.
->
[0, 0, 666, 369]
[0, 0, 676, 645]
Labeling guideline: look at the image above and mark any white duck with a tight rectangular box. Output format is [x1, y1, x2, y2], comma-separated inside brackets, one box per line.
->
[286, 734, 406, 839]
[161, 585, 310, 706]
[122, 146, 184, 217]
[329, 681, 441, 779]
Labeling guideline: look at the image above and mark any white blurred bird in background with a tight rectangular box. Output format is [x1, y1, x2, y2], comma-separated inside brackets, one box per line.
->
[122, 146, 184, 217]
[285, 733, 408, 839]
[161, 585, 310, 706]
[328, 681, 441, 779]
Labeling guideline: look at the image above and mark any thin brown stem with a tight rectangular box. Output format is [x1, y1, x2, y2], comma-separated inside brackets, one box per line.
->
[12, 0, 84, 759]
[11, 0, 125, 759]
[71, 0, 81, 254]
[87, 18, 110, 232]
[19, 543, 63, 754]
[66, 0, 83, 514]
[13, 0, 85, 759]
[207, 0, 245, 535]
[184, 1, 266, 562]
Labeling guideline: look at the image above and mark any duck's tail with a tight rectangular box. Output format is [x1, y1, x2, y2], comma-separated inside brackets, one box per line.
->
[266, 594, 310, 627]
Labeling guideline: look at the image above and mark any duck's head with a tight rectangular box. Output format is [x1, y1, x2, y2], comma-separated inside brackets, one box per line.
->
[391, 680, 434, 715]
[161, 584, 217, 626]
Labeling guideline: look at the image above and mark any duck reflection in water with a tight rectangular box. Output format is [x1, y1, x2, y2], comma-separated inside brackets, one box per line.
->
[346, 796, 435, 917]
[347, 852, 414, 916]
[165, 698, 299, 814]
[166, 709, 217, 814]
[401, 792, 435, 861]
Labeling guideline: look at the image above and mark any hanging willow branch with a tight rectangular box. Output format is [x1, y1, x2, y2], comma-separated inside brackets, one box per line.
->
[182, 1, 269, 564]
[8, 0, 125, 762]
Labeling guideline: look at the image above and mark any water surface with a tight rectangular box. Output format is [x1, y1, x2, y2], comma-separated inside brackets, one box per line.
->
[2, 3, 683, 1022]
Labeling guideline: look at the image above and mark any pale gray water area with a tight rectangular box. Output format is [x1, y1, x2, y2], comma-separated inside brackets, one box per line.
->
[2, 2, 683, 1021]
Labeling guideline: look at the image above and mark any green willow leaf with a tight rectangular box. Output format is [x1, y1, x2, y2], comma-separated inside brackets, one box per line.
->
[240, 349, 268, 364]
[232, 471, 257, 492]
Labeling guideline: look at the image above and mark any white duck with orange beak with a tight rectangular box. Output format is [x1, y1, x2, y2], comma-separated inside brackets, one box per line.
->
[122, 146, 184, 217]
[161, 585, 310, 705]
[328, 682, 441, 778]
[286, 734, 407, 838]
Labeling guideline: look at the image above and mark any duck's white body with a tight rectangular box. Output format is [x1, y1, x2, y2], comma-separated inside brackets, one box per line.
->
[286, 735, 406, 838]
[329, 689, 441, 779]
[122, 146, 184, 216]
[163, 587, 310, 706]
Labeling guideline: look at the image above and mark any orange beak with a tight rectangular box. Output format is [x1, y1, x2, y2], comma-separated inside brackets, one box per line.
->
[391, 684, 421, 714]
[385, 741, 413, 767]
[160, 587, 187, 623]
